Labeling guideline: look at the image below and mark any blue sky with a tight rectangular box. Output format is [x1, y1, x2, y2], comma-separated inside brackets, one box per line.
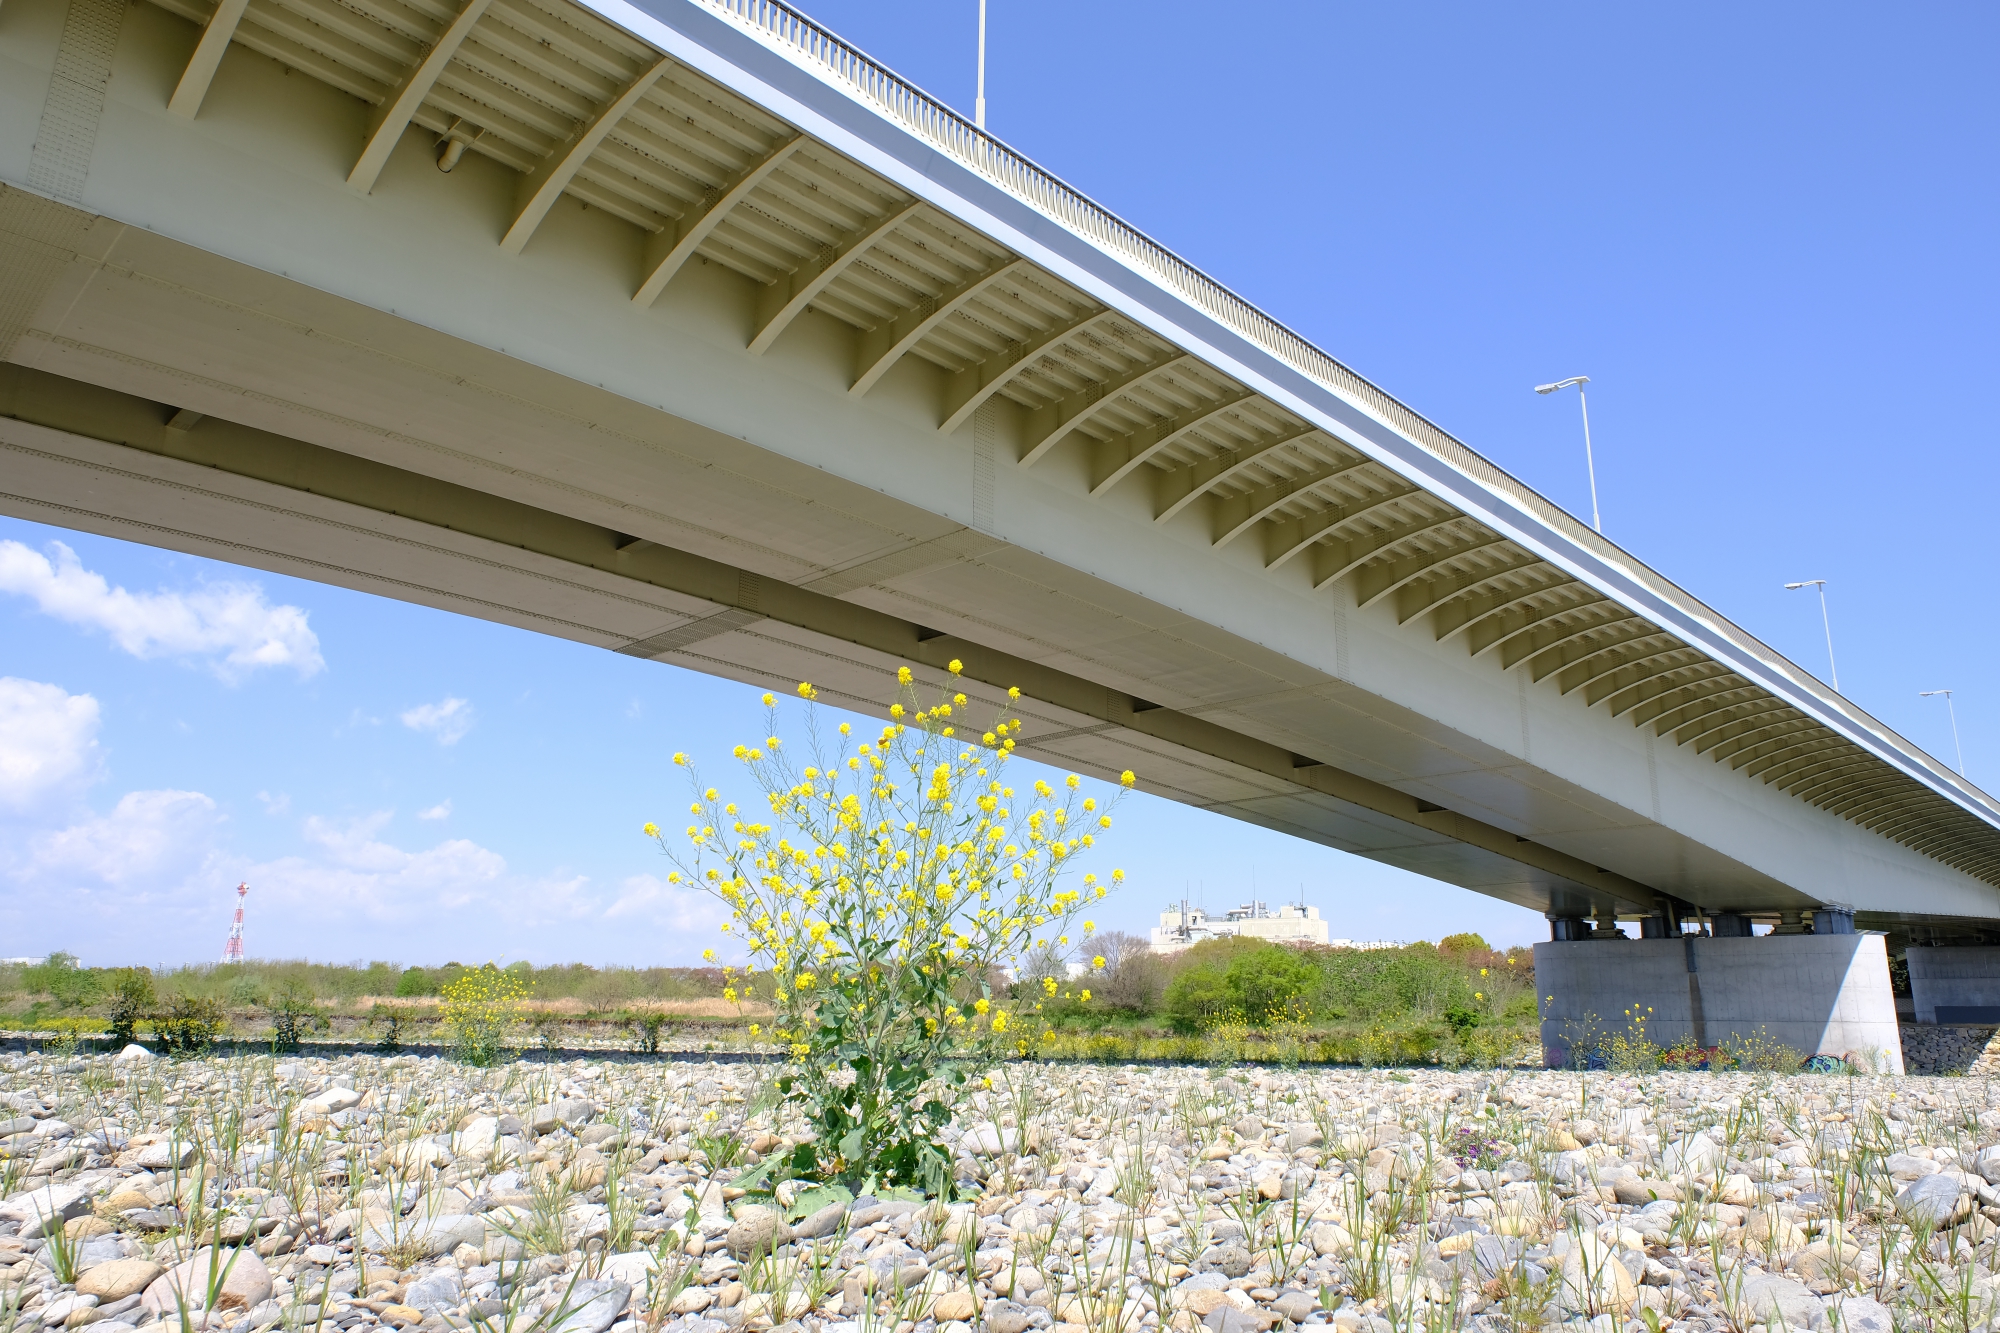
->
[3, 2, 1994, 966]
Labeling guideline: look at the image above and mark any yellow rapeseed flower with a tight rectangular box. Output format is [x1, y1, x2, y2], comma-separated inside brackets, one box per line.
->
[642, 822, 660, 836]
[948, 659, 963, 675]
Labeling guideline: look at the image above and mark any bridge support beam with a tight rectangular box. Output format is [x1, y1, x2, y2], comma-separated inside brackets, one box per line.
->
[1906, 947, 2000, 1025]
[1536, 934, 1903, 1073]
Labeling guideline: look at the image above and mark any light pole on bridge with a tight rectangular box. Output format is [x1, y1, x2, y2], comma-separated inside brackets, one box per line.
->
[1532, 376, 1600, 533]
[1920, 689, 1967, 778]
[1784, 579, 1839, 692]
[975, 0, 988, 129]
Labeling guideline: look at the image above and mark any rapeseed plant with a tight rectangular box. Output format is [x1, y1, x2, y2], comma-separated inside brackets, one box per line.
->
[646, 662, 1131, 1193]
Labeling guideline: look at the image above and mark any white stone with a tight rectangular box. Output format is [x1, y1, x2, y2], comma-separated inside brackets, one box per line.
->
[452, 1117, 500, 1157]
[300, 1087, 362, 1115]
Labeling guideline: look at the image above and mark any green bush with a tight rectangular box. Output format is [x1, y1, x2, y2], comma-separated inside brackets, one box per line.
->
[1163, 939, 1316, 1031]
[268, 982, 328, 1053]
[155, 995, 226, 1057]
[394, 967, 436, 997]
[23, 953, 103, 1010]
[370, 1003, 405, 1051]
[1227, 945, 1318, 1018]
[106, 969, 155, 1046]
[1163, 956, 1236, 1033]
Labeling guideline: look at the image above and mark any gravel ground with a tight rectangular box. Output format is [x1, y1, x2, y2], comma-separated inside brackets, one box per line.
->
[2, 1050, 1994, 1333]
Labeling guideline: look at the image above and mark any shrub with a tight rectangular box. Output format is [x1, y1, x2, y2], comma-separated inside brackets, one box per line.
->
[394, 967, 435, 998]
[1162, 967, 1237, 1035]
[625, 1011, 671, 1054]
[442, 964, 529, 1065]
[23, 953, 102, 1010]
[647, 664, 1131, 1194]
[268, 982, 328, 1053]
[370, 1003, 407, 1052]
[1226, 945, 1318, 1019]
[1163, 940, 1316, 1032]
[155, 995, 226, 1057]
[106, 969, 155, 1047]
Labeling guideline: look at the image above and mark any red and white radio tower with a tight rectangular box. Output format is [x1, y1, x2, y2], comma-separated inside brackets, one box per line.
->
[220, 883, 248, 963]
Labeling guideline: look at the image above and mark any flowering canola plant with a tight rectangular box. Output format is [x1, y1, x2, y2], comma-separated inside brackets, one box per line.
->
[644, 662, 1131, 1193]
[441, 963, 531, 1066]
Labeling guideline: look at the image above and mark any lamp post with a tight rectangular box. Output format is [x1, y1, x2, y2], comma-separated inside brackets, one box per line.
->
[1920, 689, 1966, 777]
[1784, 579, 1839, 692]
[1532, 376, 1600, 532]
[975, 0, 987, 129]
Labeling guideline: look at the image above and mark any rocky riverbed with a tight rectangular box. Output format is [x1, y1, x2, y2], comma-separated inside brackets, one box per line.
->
[3, 1050, 1995, 1333]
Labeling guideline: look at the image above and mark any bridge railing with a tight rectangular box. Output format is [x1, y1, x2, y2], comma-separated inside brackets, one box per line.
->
[692, 0, 1970, 794]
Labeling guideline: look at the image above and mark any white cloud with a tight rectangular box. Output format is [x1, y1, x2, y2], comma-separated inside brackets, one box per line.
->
[417, 800, 452, 821]
[258, 811, 508, 915]
[604, 873, 729, 932]
[0, 539, 323, 681]
[26, 788, 220, 886]
[0, 678, 101, 810]
[257, 791, 291, 816]
[401, 697, 473, 745]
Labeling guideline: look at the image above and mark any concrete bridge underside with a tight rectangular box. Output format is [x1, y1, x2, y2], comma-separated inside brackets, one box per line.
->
[3, 0, 1997, 943]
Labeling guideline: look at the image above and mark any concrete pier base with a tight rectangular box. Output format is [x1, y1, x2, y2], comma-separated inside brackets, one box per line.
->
[1536, 934, 1903, 1074]
[1907, 948, 2000, 1024]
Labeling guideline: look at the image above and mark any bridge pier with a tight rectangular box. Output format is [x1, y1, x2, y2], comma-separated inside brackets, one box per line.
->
[1906, 947, 2000, 1024]
[1536, 928, 1902, 1073]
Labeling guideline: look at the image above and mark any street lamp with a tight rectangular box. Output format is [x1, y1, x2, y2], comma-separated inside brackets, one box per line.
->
[1920, 689, 1966, 777]
[975, 0, 988, 129]
[1783, 579, 1839, 692]
[1533, 376, 1600, 532]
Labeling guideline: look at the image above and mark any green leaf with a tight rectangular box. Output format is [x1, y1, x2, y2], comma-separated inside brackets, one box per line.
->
[783, 1182, 853, 1221]
[730, 1157, 777, 1191]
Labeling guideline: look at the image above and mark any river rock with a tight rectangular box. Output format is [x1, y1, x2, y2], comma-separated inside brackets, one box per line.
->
[78, 1261, 164, 1302]
[141, 1248, 272, 1317]
[725, 1206, 791, 1259]
[1897, 1172, 1969, 1227]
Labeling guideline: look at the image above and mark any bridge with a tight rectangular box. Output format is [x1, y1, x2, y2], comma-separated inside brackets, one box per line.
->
[3, 0, 1998, 1059]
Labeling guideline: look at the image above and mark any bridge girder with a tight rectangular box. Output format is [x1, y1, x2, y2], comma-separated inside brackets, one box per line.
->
[2, 0, 1996, 924]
